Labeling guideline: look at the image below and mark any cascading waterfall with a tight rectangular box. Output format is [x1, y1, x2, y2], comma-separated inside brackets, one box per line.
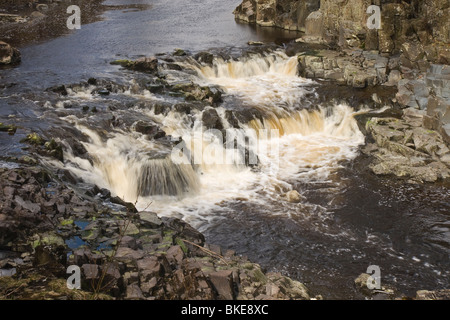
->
[189, 51, 311, 111]
[57, 51, 365, 227]
[60, 125, 200, 201]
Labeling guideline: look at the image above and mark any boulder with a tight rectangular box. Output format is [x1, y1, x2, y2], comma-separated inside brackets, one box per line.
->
[125, 283, 145, 300]
[304, 11, 324, 39]
[209, 270, 235, 300]
[285, 190, 303, 203]
[233, 0, 257, 23]
[133, 121, 166, 139]
[121, 57, 158, 73]
[202, 108, 224, 130]
[0, 41, 21, 66]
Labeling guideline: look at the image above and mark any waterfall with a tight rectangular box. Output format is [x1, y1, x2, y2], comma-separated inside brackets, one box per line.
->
[58, 50, 365, 217]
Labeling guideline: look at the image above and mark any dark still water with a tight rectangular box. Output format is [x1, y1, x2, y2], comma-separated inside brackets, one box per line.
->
[0, 0, 448, 299]
[2, 0, 299, 87]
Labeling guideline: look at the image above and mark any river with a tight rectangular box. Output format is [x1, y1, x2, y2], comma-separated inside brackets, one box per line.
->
[0, 0, 449, 299]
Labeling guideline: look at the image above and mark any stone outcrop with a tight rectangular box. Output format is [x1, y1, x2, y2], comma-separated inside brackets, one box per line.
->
[361, 109, 450, 183]
[297, 49, 389, 88]
[235, 1, 449, 64]
[234, 0, 320, 31]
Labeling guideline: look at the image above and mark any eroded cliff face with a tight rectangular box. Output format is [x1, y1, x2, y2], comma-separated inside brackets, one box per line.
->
[234, 0, 450, 64]
[234, 0, 320, 30]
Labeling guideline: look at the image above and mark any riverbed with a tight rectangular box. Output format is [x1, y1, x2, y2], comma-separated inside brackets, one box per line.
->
[0, 0, 449, 299]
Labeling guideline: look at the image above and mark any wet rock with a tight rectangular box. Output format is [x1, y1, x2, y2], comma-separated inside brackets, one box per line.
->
[132, 57, 158, 73]
[194, 52, 214, 65]
[33, 244, 66, 276]
[110, 196, 138, 213]
[112, 57, 159, 74]
[202, 107, 224, 130]
[163, 218, 205, 248]
[48, 85, 68, 96]
[354, 273, 372, 296]
[22, 132, 45, 146]
[0, 122, 17, 135]
[173, 82, 223, 104]
[173, 48, 187, 57]
[354, 273, 397, 299]
[44, 139, 64, 162]
[0, 41, 21, 66]
[285, 190, 304, 203]
[0, 165, 318, 301]
[139, 211, 163, 229]
[416, 289, 450, 300]
[133, 121, 166, 140]
[165, 63, 182, 71]
[74, 248, 105, 265]
[97, 89, 110, 96]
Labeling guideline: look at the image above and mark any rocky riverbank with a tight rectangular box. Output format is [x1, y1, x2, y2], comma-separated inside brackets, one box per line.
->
[236, 0, 450, 184]
[1, 45, 448, 299]
[0, 0, 105, 64]
[0, 164, 317, 300]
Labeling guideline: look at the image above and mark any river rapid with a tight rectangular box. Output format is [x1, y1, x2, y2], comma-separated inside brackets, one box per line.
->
[0, 0, 448, 299]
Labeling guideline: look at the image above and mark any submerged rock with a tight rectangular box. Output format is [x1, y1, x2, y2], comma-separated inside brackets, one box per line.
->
[285, 190, 304, 203]
[0, 123, 17, 135]
[0, 41, 21, 66]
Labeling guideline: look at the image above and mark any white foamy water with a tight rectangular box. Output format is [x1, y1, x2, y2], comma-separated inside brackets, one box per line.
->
[189, 51, 312, 111]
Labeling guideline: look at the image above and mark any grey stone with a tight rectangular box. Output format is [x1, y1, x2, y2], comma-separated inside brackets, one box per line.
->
[125, 283, 145, 300]
[166, 245, 185, 266]
[138, 257, 163, 281]
[139, 211, 163, 228]
[82, 264, 99, 280]
[209, 270, 234, 300]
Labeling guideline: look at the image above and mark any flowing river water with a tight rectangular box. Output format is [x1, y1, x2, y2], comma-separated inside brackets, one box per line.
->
[0, 0, 449, 299]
